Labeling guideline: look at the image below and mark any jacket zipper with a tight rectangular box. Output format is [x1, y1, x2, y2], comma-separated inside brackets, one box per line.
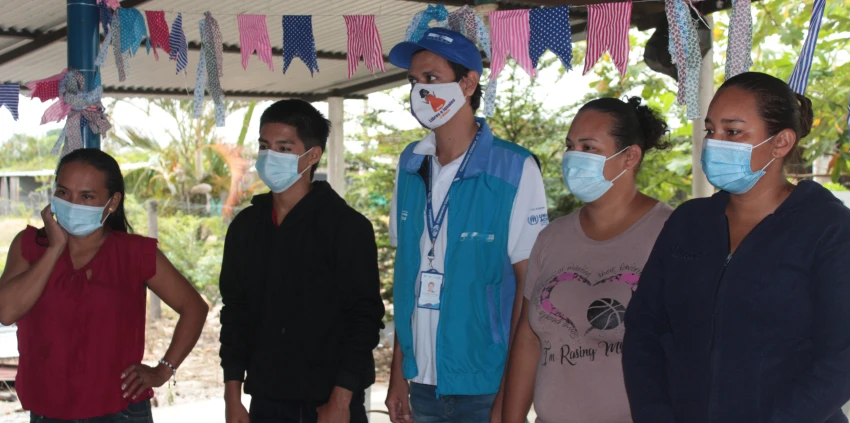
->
[706, 215, 770, 419]
[706, 252, 732, 421]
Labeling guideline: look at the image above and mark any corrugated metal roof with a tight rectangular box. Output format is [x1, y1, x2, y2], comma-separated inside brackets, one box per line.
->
[0, 0, 461, 102]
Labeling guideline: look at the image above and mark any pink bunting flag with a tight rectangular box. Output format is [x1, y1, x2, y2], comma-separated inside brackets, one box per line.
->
[237, 14, 274, 71]
[344, 15, 386, 79]
[489, 10, 536, 80]
[25, 69, 69, 102]
[583, 1, 633, 77]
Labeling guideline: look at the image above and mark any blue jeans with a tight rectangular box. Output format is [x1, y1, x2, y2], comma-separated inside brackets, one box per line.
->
[409, 383, 496, 423]
[249, 392, 368, 423]
[30, 399, 153, 423]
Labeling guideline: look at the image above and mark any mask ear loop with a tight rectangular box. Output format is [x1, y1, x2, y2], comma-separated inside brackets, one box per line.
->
[606, 145, 632, 182]
[100, 197, 114, 225]
[753, 135, 777, 173]
[296, 147, 316, 176]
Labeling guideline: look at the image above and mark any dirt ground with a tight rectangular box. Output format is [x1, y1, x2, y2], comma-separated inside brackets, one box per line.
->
[0, 305, 394, 421]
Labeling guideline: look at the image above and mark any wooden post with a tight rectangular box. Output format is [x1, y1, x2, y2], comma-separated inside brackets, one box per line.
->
[327, 97, 346, 194]
[147, 200, 162, 321]
[692, 14, 715, 199]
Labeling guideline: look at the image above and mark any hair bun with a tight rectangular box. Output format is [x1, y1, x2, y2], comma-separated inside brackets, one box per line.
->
[627, 96, 670, 152]
[794, 93, 814, 139]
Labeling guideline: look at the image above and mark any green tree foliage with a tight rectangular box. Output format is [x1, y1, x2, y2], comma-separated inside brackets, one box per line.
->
[0, 130, 61, 171]
[716, 0, 850, 180]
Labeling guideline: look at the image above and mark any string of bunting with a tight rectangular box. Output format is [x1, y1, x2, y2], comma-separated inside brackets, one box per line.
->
[10, 1, 832, 127]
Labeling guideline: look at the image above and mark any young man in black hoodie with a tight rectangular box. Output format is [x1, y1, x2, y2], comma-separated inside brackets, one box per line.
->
[219, 99, 385, 423]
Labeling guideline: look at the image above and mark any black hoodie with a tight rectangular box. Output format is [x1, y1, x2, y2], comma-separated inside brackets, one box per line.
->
[219, 181, 385, 401]
[624, 181, 850, 423]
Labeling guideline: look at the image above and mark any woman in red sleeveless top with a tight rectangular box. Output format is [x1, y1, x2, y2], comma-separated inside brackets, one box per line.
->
[0, 149, 208, 422]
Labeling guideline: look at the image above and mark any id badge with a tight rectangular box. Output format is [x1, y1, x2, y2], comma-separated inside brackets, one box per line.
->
[418, 270, 444, 310]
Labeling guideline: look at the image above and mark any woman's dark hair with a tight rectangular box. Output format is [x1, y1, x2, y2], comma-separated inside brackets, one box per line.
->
[39, 149, 132, 243]
[718, 72, 814, 150]
[578, 96, 670, 158]
[419, 89, 430, 98]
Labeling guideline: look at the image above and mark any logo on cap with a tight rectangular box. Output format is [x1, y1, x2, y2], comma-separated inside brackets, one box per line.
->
[427, 33, 454, 44]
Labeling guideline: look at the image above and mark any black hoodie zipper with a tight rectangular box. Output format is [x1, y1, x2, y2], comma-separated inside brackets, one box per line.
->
[706, 215, 770, 419]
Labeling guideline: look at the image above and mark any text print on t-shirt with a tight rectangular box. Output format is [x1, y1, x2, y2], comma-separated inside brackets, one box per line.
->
[536, 263, 640, 367]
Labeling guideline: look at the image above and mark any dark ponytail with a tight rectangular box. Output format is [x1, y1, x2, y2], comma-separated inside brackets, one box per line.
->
[578, 96, 671, 158]
[719, 72, 814, 148]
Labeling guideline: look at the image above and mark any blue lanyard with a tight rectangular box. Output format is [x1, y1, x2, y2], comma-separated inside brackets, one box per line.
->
[424, 130, 482, 267]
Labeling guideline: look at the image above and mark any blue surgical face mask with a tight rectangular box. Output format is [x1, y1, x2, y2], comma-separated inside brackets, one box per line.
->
[561, 147, 628, 203]
[256, 148, 313, 193]
[701, 136, 775, 194]
[51, 196, 112, 237]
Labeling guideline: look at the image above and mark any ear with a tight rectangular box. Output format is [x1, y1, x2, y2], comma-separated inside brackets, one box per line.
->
[308, 146, 324, 167]
[771, 128, 796, 160]
[460, 70, 479, 97]
[109, 192, 122, 213]
[623, 144, 644, 171]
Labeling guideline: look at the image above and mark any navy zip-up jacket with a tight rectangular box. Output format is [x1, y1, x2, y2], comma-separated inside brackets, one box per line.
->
[623, 181, 850, 423]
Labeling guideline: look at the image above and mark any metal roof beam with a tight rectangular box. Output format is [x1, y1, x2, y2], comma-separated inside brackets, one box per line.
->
[0, 0, 153, 67]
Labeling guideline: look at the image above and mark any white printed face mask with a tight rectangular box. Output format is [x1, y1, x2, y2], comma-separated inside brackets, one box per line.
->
[410, 82, 466, 129]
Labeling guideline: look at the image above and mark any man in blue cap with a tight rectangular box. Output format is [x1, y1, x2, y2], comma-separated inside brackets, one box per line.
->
[385, 28, 548, 423]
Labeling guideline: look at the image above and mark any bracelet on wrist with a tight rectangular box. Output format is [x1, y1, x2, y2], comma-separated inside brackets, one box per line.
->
[159, 359, 177, 386]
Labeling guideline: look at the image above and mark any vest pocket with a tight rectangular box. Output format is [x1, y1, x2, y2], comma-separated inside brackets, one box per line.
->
[486, 285, 503, 345]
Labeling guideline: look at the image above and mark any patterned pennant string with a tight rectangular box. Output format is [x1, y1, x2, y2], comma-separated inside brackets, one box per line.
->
[237, 14, 274, 71]
[583, 2, 632, 77]
[193, 19, 208, 120]
[96, 0, 119, 10]
[98, 1, 113, 34]
[204, 12, 224, 78]
[118, 8, 149, 57]
[404, 4, 449, 42]
[145, 11, 172, 61]
[169, 13, 189, 74]
[530, 6, 572, 71]
[95, 25, 113, 67]
[41, 98, 73, 125]
[725, 0, 752, 80]
[665, 0, 702, 120]
[0, 85, 19, 121]
[111, 10, 128, 82]
[282, 15, 319, 76]
[788, 0, 826, 95]
[194, 16, 226, 127]
[446, 6, 491, 60]
[25, 69, 69, 102]
[51, 71, 111, 158]
[344, 15, 386, 79]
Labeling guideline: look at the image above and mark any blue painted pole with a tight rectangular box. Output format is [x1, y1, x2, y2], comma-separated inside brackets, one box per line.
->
[67, 0, 101, 149]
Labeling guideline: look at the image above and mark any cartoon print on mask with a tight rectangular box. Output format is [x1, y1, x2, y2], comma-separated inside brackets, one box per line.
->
[420, 89, 447, 112]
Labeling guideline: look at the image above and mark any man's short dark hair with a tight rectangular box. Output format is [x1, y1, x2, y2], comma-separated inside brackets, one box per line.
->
[260, 99, 331, 176]
[448, 61, 482, 113]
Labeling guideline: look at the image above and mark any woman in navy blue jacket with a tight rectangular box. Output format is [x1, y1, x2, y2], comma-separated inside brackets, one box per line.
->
[623, 71, 850, 423]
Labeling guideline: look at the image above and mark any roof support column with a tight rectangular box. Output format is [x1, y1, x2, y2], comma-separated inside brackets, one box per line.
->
[327, 96, 346, 194]
[691, 14, 715, 198]
[67, 0, 101, 149]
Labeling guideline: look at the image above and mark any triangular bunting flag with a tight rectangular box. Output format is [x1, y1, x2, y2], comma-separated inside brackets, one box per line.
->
[0, 85, 19, 121]
[283, 15, 319, 76]
[344, 15, 386, 78]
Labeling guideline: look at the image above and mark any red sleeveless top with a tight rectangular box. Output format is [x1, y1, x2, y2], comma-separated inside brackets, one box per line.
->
[17, 226, 157, 419]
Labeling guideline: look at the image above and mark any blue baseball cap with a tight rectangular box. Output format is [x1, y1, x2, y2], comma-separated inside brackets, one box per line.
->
[389, 27, 484, 77]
